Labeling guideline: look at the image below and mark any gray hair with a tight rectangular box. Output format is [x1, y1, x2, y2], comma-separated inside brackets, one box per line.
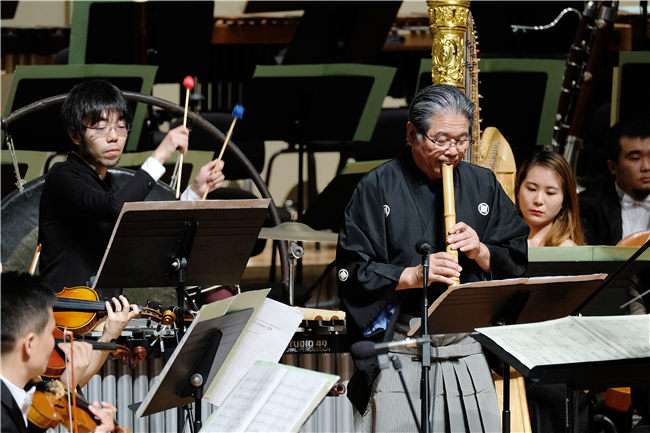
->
[408, 84, 475, 140]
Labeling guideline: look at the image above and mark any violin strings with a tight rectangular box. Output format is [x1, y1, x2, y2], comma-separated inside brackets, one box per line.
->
[56, 298, 105, 310]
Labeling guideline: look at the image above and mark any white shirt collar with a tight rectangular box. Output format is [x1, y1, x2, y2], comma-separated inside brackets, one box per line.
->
[0, 375, 35, 427]
[615, 183, 650, 238]
[615, 183, 650, 208]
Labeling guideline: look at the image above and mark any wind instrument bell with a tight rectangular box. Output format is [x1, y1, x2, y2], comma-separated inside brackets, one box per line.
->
[201, 104, 245, 200]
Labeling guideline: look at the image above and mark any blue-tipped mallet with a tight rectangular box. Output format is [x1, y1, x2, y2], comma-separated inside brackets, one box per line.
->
[202, 104, 245, 200]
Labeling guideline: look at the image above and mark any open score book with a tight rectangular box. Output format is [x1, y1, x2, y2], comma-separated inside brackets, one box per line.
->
[200, 361, 339, 433]
[475, 314, 650, 370]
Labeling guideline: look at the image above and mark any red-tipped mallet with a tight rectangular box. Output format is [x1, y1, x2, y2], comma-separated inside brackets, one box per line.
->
[202, 104, 244, 200]
[174, 75, 195, 198]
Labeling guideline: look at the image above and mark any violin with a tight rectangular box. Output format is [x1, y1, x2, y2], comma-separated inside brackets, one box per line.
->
[54, 286, 174, 336]
[110, 341, 147, 368]
[44, 328, 119, 379]
[28, 379, 130, 433]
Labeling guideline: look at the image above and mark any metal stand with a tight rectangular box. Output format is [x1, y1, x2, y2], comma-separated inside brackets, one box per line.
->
[191, 374, 205, 433]
[420, 251, 431, 433]
[169, 221, 198, 433]
[387, 354, 422, 433]
[288, 241, 304, 306]
[502, 362, 511, 433]
[177, 329, 223, 433]
[170, 221, 198, 339]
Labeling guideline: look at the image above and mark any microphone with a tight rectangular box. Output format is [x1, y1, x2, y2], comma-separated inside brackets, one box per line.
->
[350, 336, 433, 359]
[415, 239, 431, 255]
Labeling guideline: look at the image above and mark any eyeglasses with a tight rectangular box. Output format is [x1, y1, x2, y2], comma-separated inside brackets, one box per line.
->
[423, 135, 474, 150]
[83, 124, 131, 137]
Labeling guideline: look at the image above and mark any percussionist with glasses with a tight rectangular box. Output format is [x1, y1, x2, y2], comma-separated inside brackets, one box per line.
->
[38, 80, 225, 299]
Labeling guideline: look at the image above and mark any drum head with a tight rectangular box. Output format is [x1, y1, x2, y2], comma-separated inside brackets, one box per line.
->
[1, 167, 175, 273]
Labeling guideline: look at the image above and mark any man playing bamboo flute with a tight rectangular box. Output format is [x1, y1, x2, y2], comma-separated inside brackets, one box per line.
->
[337, 84, 529, 432]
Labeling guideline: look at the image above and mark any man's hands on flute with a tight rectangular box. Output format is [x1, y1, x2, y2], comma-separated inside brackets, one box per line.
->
[396, 252, 461, 290]
[396, 221, 491, 290]
[447, 222, 491, 272]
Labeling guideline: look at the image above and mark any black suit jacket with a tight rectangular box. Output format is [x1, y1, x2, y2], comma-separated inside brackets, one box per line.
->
[38, 152, 156, 297]
[579, 181, 622, 245]
[1, 381, 29, 433]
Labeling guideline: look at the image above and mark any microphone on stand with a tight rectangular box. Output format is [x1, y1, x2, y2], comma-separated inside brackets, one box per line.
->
[415, 240, 431, 256]
[415, 239, 432, 433]
[350, 337, 433, 360]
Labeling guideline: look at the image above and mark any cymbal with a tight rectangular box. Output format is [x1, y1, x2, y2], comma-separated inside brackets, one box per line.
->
[258, 222, 338, 243]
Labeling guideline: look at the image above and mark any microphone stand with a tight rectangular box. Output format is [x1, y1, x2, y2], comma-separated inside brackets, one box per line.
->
[420, 249, 431, 433]
[390, 354, 421, 433]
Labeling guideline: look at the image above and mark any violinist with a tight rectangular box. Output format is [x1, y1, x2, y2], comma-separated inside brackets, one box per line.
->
[38, 80, 226, 299]
[0, 272, 116, 433]
[61, 294, 140, 388]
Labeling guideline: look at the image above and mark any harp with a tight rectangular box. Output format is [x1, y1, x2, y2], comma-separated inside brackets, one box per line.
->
[427, 2, 530, 431]
[427, 0, 517, 201]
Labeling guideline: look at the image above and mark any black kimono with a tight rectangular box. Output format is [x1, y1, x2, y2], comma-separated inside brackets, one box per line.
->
[337, 151, 529, 414]
[39, 152, 156, 297]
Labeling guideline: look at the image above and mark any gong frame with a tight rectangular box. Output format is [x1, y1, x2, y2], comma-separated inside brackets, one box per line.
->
[1, 91, 290, 293]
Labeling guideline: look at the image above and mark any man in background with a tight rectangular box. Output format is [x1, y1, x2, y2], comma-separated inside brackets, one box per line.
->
[579, 116, 650, 245]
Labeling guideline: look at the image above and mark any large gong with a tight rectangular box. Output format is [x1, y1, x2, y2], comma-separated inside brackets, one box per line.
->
[1, 168, 174, 272]
[1, 91, 289, 290]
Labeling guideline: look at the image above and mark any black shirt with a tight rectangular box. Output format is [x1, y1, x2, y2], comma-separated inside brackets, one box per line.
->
[38, 152, 156, 297]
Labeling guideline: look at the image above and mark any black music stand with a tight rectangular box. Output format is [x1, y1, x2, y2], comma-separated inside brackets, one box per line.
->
[407, 274, 607, 433]
[240, 64, 394, 288]
[92, 199, 270, 330]
[474, 317, 650, 433]
[135, 304, 255, 432]
[408, 274, 606, 336]
[241, 63, 395, 219]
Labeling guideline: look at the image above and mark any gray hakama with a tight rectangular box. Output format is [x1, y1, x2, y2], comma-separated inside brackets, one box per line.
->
[354, 330, 501, 433]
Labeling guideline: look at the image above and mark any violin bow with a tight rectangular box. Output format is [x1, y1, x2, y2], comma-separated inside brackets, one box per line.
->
[171, 75, 195, 199]
[28, 243, 41, 275]
[59, 328, 80, 433]
[201, 104, 245, 200]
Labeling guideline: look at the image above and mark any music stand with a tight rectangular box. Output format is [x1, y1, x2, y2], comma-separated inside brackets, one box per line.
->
[135, 301, 256, 432]
[2, 64, 157, 153]
[474, 315, 650, 433]
[242, 63, 396, 218]
[526, 245, 650, 315]
[408, 274, 607, 336]
[406, 274, 607, 433]
[92, 199, 270, 324]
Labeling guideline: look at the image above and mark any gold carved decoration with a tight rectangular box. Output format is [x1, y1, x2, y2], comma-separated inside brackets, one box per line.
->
[427, 1, 470, 89]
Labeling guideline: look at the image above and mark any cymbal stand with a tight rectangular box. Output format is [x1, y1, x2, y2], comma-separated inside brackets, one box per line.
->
[288, 241, 304, 306]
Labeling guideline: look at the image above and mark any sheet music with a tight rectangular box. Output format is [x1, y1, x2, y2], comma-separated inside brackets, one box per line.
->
[476, 314, 650, 369]
[247, 368, 332, 432]
[136, 289, 268, 418]
[201, 361, 339, 433]
[202, 364, 285, 432]
[205, 297, 304, 406]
